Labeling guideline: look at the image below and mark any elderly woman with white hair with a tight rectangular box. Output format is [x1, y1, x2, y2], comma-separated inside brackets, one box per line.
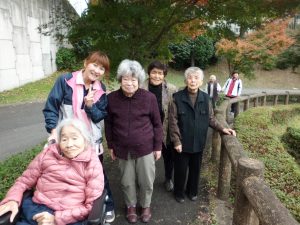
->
[0, 119, 104, 225]
[205, 74, 222, 109]
[104, 59, 163, 223]
[169, 67, 236, 204]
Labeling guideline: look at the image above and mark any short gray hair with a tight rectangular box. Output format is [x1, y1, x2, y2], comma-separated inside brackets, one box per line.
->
[56, 118, 92, 145]
[184, 67, 204, 81]
[209, 75, 216, 81]
[116, 59, 145, 85]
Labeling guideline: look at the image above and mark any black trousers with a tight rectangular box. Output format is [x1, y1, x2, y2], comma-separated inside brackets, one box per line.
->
[173, 151, 204, 198]
[226, 95, 238, 113]
[162, 143, 174, 180]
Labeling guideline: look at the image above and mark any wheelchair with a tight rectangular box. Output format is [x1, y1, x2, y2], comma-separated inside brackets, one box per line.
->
[0, 189, 108, 225]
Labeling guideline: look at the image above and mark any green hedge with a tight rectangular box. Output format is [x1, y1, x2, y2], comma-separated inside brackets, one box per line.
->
[56, 47, 81, 71]
[235, 105, 300, 222]
[282, 127, 300, 163]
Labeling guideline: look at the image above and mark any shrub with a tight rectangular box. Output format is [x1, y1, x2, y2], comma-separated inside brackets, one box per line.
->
[168, 41, 191, 70]
[55, 47, 81, 71]
[235, 105, 300, 222]
[193, 36, 215, 69]
[282, 127, 300, 163]
[169, 36, 215, 70]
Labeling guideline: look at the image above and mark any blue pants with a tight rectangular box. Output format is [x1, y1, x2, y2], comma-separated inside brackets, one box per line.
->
[17, 196, 85, 225]
[99, 154, 115, 212]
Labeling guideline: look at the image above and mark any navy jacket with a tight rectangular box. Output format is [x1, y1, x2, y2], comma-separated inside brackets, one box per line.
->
[43, 73, 107, 133]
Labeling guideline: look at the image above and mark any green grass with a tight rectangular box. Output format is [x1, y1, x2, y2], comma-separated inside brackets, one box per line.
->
[0, 69, 187, 106]
[0, 143, 44, 199]
[0, 71, 64, 105]
[235, 105, 300, 222]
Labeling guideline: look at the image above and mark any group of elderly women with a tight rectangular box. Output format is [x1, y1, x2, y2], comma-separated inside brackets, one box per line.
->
[0, 51, 235, 225]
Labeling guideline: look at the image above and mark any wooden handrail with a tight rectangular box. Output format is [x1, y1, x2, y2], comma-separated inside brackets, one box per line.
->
[212, 90, 300, 225]
[243, 176, 299, 225]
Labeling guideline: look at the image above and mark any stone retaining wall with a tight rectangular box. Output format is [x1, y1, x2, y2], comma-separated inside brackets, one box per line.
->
[0, 0, 75, 92]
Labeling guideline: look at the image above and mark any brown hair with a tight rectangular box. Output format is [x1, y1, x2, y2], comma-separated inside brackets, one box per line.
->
[84, 51, 110, 75]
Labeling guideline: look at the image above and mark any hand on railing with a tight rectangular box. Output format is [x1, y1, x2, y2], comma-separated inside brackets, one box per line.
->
[222, 128, 236, 136]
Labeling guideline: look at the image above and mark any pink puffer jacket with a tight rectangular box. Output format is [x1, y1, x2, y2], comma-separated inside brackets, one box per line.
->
[0, 144, 104, 225]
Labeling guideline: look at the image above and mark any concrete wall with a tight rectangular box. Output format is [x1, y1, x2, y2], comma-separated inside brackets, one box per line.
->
[0, 0, 74, 92]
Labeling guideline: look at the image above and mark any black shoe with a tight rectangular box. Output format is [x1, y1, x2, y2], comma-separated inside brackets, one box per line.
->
[175, 196, 185, 203]
[188, 195, 198, 201]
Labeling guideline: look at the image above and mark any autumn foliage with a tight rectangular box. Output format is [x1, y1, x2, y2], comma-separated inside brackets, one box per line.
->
[216, 19, 295, 78]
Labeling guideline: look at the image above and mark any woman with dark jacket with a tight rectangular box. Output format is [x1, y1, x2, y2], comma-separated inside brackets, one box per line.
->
[143, 61, 177, 192]
[169, 67, 236, 203]
[105, 59, 163, 223]
[206, 74, 221, 109]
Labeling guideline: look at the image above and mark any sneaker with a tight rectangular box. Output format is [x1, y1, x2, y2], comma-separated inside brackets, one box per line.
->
[105, 210, 115, 223]
[164, 179, 174, 192]
[175, 195, 185, 203]
[188, 195, 198, 201]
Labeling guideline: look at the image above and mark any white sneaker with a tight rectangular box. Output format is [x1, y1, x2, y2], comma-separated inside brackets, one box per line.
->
[105, 210, 115, 223]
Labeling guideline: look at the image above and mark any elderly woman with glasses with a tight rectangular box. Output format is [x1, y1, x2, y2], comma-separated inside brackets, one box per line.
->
[104, 59, 163, 224]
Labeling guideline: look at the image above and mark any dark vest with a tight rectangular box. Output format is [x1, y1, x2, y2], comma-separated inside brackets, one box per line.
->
[173, 88, 209, 153]
[207, 82, 219, 101]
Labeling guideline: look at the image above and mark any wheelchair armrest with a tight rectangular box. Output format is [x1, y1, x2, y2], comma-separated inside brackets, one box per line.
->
[87, 189, 107, 225]
[0, 190, 33, 225]
[0, 212, 17, 225]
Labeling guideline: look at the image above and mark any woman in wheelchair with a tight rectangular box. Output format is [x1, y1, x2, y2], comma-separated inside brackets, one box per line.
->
[0, 119, 104, 225]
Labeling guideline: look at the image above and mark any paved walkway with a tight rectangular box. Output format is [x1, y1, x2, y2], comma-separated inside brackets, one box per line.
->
[104, 155, 211, 225]
[0, 102, 47, 161]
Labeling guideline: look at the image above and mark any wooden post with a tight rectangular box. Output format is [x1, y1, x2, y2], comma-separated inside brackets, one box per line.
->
[211, 130, 221, 163]
[244, 97, 250, 111]
[285, 91, 289, 105]
[226, 105, 231, 123]
[254, 98, 258, 107]
[262, 93, 267, 106]
[235, 101, 240, 117]
[273, 95, 278, 105]
[232, 158, 264, 225]
[243, 176, 299, 225]
[217, 140, 232, 200]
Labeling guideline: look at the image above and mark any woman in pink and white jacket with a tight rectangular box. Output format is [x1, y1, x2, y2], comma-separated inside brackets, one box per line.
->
[42, 51, 115, 222]
[0, 119, 104, 225]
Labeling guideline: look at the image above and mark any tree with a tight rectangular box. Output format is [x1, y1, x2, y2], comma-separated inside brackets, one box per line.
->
[39, 0, 299, 73]
[68, 1, 211, 70]
[216, 19, 295, 78]
[277, 27, 300, 72]
[208, 0, 300, 38]
[169, 35, 214, 70]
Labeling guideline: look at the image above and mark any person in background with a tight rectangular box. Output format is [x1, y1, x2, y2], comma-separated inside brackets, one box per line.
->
[105, 59, 163, 224]
[42, 51, 115, 223]
[206, 74, 222, 109]
[169, 67, 236, 203]
[0, 119, 104, 225]
[222, 71, 243, 115]
[143, 61, 177, 192]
